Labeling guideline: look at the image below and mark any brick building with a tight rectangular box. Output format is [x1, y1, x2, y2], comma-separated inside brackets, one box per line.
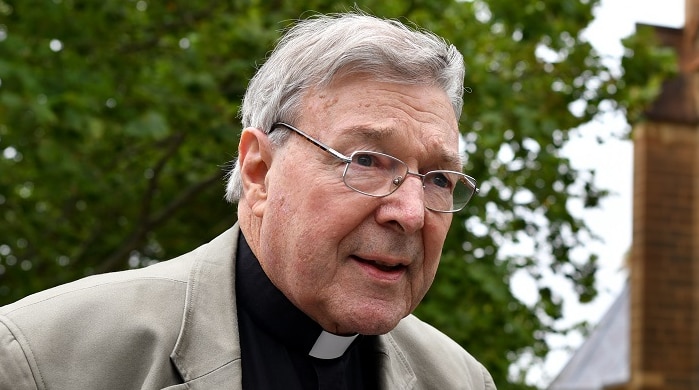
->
[550, 1, 699, 388]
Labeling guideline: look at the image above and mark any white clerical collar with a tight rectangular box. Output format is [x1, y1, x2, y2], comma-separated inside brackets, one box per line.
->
[308, 331, 359, 359]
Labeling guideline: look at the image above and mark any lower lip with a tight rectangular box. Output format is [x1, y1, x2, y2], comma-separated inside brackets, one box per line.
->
[352, 256, 407, 283]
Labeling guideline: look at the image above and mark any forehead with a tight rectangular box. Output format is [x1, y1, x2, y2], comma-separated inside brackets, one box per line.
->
[299, 75, 461, 168]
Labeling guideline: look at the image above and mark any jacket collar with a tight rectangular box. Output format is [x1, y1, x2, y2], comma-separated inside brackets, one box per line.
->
[168, 224, 416, 389]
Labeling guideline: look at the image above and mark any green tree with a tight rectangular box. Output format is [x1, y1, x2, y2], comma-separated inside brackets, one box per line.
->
[0, 0, 673, 387]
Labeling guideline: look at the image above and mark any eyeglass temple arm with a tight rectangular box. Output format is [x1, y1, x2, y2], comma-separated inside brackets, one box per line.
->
[271, 122, 351, 163]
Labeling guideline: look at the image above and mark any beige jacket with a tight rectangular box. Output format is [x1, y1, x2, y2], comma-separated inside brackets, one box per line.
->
[0, 226, 496, 389]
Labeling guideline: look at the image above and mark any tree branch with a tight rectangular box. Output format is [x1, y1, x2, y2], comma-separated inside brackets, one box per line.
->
[95, 168, 226, 274]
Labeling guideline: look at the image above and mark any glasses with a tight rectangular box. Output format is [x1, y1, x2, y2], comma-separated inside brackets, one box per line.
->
[270, 122, 479, 213]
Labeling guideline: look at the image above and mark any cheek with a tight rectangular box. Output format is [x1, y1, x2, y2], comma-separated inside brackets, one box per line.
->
[423, 215, 451, 254]
[419, 217, 451, 281]
[264, 182, 370, 259]
[298, 171, 375, 228]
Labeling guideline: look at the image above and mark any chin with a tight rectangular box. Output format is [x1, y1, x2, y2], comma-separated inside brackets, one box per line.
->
[337, 310, 406, 336]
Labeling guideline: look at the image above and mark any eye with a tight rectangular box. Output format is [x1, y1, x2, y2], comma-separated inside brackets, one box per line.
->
[429, 172, 453, 190]
[350, 152, 404, 174]
[354, 153, 375, 167]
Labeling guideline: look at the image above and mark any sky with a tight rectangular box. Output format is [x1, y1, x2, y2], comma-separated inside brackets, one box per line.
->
[526, 0, 685, 386]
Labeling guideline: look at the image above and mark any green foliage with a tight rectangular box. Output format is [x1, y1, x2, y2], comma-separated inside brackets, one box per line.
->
[0, 0, 667, 387]
[618, 25, 678, 124]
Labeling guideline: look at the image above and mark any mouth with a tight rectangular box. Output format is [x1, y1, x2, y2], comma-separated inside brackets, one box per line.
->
[351, 255, 408, 281]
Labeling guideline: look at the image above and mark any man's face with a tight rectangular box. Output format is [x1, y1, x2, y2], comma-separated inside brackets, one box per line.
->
[255, 74, 460, 335]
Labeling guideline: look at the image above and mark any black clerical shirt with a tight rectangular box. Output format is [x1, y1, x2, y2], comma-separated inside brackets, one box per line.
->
[235, 233, 379, 390]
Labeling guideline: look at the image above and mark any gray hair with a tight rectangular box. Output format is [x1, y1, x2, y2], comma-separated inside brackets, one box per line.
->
[225, 11, 465, 202]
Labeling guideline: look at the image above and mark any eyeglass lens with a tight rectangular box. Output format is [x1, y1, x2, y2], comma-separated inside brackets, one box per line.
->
[343, 152, 475, 212]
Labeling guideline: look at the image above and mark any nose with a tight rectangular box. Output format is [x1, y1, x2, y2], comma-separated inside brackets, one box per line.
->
[375, 175, 425, 233]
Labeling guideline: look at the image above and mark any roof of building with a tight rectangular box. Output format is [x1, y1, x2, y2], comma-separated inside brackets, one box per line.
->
[547, 283, 629, 390]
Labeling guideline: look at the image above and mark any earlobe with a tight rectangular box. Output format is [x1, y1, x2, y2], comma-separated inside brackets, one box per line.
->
[238, 127, 273, 217]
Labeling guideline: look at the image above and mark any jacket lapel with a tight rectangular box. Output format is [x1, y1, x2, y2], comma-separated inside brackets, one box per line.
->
[169, 226, 243, 389]
[375, 332, 417, 389]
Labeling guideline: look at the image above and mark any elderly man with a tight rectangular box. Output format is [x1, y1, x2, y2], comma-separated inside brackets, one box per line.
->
[0, 12, 495, 390]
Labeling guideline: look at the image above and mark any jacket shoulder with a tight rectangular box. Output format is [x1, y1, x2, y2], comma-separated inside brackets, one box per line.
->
[2, 251, 192, 316]
[389, 315, 496, 389]
[0, 250, 198, 389]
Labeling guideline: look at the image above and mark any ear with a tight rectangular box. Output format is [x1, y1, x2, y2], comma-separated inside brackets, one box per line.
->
[238, 127, 273, 217]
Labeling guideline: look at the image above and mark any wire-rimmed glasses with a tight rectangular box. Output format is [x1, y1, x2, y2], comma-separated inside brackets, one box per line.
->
[270, 122, 479, 213]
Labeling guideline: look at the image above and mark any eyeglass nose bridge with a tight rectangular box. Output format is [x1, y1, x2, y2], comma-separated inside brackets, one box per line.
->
[390, 171, 428, 194]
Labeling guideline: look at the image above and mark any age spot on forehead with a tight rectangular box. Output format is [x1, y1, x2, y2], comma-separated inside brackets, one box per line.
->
[308, 91, 339, 112]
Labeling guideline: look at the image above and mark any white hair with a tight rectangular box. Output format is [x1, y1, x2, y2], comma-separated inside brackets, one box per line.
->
[225, 11, 465, 202]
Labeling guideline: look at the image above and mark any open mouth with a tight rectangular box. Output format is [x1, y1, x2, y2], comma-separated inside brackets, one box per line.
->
[351, 255, 407, 273]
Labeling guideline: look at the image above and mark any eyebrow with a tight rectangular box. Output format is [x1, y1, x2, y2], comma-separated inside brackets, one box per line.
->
[342, 125, 464, 171]
[438, 149, 465, 171]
